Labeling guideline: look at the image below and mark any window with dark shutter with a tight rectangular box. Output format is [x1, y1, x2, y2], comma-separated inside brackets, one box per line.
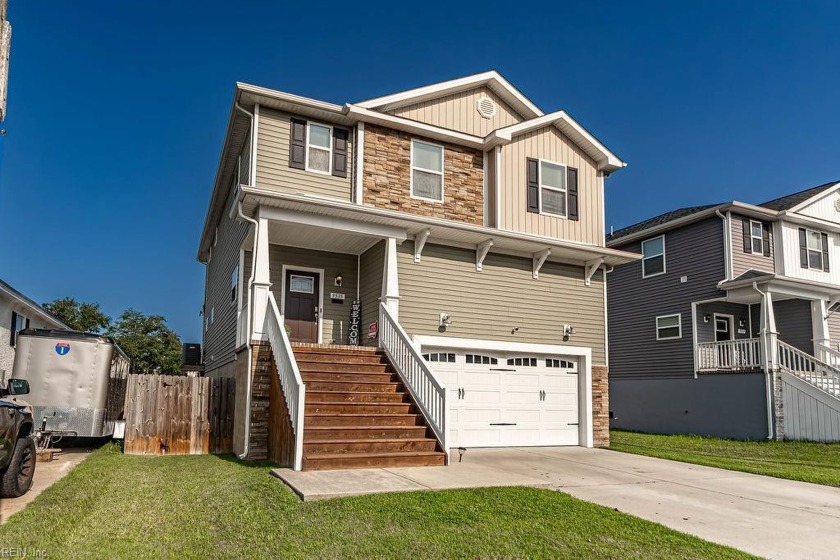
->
[822, 232, 830, 272]
[742, 219, 752, 253]
[762, 224, 771, 257]
[526, 158, 539, 213]
[332, 128, 348, 178]
[799, 228, 808, 268]
[567, 167, 579, 221]
[9, 311, 17, 346]
[289, 118, 307, 169]
[801, 227, 829, 271]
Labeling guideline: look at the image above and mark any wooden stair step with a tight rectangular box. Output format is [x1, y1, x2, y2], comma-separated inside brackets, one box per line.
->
[303, 438, 439, 453]
[292, 353, 388, 365]
[305, 391, 410, 403]
[306, 401, 414, 414]
[304, 451, 446, 470]
[301, 372, 396, 383]
[304, 426, 429, 440]
[292, 345, 379, 355]
[305, 380, 402, 393]
[297, 362, 391, 374]
[305, 413, 425, 427]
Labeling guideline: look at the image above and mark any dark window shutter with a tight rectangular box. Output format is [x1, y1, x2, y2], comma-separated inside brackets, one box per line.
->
[526, 158, 539, 213]
[567, 167, 579, 221]
[762, 223, 771, 257]
[822, 232, 830, 272]
[332, 128, 348, 178]
[289, 118, 307, 169]
[799, 228, 808, 268]
[742, 218, 751, 253]
[9, 311, 17, 346]
[25, 318, 30, 329]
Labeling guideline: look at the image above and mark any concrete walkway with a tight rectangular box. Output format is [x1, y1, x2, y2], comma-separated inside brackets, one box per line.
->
[274, 447, 840, 560]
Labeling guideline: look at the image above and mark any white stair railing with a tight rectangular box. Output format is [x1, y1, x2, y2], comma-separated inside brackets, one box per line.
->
[778, 340, 840, 398]
[816, 343, 840, 369]
[697, 338, 761, 371]
[378, 303, 448, 461]
[265, 292, 306, 470]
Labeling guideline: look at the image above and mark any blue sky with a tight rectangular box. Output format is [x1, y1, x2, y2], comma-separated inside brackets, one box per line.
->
[1, 1, 838, 341]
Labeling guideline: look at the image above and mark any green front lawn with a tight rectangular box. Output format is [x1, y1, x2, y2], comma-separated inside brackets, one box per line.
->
[611, 430, 840, 487]
[0, 445, 753, 559]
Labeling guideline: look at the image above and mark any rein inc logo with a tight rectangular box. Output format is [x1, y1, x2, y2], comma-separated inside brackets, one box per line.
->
[55, 342, 71, 356]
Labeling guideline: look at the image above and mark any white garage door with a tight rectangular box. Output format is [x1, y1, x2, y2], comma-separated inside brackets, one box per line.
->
[422, 350, 580, 447]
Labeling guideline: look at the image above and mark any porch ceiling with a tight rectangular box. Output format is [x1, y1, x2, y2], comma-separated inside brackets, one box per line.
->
[239, 187, 640, 267]
[267, 222, 379, 255]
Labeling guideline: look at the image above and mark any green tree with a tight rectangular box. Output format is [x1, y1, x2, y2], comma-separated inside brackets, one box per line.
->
[111, 309, 182, 374]
[43, 297, 112, 333]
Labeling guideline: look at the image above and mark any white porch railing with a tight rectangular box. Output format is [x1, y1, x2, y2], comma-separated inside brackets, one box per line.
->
[816, 343, 840, 369]
[697, 338, 761, 371]
[378, 303, 449, 461]
[778, 341, 840, 398]
[265, 292, 306, 471]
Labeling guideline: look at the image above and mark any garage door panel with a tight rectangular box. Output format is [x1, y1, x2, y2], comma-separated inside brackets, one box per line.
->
[503, 373, 540, 387]
[459, 407, 502, 423]
[543, 374, 578, 389]
[505, 408, 541, 424]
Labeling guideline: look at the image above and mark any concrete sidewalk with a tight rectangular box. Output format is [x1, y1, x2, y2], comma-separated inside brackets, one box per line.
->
[273, 447, 840, 559]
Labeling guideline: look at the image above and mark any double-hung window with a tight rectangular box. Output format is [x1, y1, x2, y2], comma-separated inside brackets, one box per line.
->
[539, 160, 567, 217]
[800, 228, 830, 272]
[656, 314, 681, 340]
[306, 123, 332, 173]
[750, 220, 764, 254]
[642, 235, 665, 277]
[411, 140, 444, 202]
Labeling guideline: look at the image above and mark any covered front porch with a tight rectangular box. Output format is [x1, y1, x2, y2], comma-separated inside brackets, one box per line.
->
[694, 272, 840, 374]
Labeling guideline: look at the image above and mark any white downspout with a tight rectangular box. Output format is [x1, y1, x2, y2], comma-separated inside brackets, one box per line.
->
[233, 100, 257, 460]
[752, 281, 774, 440]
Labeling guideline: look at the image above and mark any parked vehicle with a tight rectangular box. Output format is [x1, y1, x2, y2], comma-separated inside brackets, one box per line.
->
[0, 378, 35, 498]
[11, 330, 129, 442]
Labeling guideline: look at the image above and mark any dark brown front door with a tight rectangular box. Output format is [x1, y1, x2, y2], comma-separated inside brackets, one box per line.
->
[285, 270, 319, 343]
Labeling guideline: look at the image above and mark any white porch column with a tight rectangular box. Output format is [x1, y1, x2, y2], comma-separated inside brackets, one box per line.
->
[251, 210, 272, 341]
[760, 289, 778, 370]
[811, 299, 830, 357]
[381, 237, 400, 318]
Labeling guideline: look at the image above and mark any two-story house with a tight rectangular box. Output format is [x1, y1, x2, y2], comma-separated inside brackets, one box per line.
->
[198, 71, 636, 470]
[0, 279, 68, 378]
[607, 181, 840, 442]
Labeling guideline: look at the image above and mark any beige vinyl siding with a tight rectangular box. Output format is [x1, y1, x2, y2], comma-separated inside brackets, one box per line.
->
[256, 108, 353, 201]
[499, 126, 603, 245]
[731, 214, 775, 276]
[204, 196, 250, 373]
[397, 243, 606, 364]
[359, 241, 384, 347]
[389, 86, 523, 137]
[267, 245, 358, 345]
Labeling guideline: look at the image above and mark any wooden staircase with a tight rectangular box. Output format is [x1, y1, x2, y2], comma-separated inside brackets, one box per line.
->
[292, 344, 447, 471]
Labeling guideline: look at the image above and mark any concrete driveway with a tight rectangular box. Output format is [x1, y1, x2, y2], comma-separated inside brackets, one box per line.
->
[275, 447, 840, 560]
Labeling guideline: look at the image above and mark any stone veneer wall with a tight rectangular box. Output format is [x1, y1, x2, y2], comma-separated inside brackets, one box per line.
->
[245, 343, 272, 460]
[362, 124, 484, 225]
[592, 366, 610, 447]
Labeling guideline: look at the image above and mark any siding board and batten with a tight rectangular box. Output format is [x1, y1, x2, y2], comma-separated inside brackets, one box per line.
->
[388, 86, 523, 137]
[795, 188, 840, 222]
[778, 221, 840, 284]
[396, 243, 607, 364]
[500, 126, 603, 245]
[256, 108, 353, 201]
[731, 214, 775, 277]
[781, 372, 840, 442]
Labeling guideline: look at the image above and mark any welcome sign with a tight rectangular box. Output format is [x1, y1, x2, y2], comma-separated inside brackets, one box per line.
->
[348, 300, 361, 346]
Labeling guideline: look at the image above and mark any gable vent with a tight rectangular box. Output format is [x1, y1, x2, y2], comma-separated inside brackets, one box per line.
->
[476, 96, 497, 119]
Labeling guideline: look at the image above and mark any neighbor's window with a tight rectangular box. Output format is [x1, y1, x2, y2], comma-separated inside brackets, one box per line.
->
[642, 235, 666, 277]
[230, 266, 239, 304]
[656, 314, 681, 340]
[750, 220, 764, 254]
[306, 123, 332, 173]
[9, 312, 28, 347]
[539, 160, 567, 217]
[411, 140, 444, 202]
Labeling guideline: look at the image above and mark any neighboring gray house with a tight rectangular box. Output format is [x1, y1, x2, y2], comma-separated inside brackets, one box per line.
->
[0, 279, 68, 379]
[607, 181, 840, 442]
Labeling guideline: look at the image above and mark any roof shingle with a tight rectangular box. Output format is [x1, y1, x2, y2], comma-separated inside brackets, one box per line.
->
[607, 204, 723, 244]
[758, 180, 840, 211]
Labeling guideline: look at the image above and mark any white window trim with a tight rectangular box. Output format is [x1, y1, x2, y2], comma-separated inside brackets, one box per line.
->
[410, 139, 445, 203]
[750, 220, 764, 255]
[656, 313, 682, 340]
[642, 235, 666, 278]
[230, 266, 239, 306]
[714, 313, 734, 341]
[804, 228, 825, 271]
[209, 306, 215, 325]
[537, 159, 568, 218]
[305, 121, 333, 175]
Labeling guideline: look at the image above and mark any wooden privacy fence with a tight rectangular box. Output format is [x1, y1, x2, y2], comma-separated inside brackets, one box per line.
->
[123, 374, 235, 455]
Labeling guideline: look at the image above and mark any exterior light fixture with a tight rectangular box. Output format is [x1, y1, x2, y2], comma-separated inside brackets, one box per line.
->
[334, 273, 343, 287]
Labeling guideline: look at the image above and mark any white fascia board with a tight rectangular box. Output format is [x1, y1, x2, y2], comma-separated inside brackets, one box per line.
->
[346, 105, 485, 148]
[778, 210, 840, 233]
[256, 205, 408, 241]
[411, 335, 593, 359]
[492, 110, 626, 172]
[237, 82, 345, 114]
[0, 285, 68, 328]
[787, 181, 840, 213]
[354, 71, 543, 118]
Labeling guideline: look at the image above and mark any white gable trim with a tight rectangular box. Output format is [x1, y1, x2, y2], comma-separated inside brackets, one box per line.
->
[489, 110, 626, 172]
[355, 71, 543, 119]
[788, 181, 840, 214]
